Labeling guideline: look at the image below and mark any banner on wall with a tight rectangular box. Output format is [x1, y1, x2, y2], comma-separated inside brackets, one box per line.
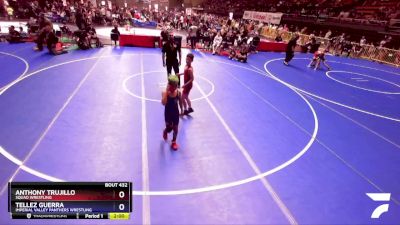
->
[243, 11, 283, 24]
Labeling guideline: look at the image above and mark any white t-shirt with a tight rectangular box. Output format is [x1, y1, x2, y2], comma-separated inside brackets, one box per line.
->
[213, 35, 222, 45]
[360, 38, 366, 45]
[189, 26, 197, 37]
[324, 31, 331, 39]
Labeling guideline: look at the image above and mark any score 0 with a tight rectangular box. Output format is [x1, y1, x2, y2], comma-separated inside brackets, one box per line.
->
[118, 190, 127, 211]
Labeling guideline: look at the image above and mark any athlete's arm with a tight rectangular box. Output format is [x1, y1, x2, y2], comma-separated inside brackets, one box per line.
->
[161, 86, 168, 105]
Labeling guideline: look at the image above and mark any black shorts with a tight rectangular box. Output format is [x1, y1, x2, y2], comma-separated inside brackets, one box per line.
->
[165, 110, 179, 126]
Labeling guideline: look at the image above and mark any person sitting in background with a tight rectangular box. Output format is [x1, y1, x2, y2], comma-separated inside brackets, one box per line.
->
[27, 17, 39, 34]
[360, 36, 367, 46]
[6, 26, 22, 43]
[275, 34, 283, 42]
[352, 43, 363, 57]
[0, 27, 4, 41]
[341, 39, 353, 57]
[86, 25, 102, 48]
[60, 22, 72, 36]
[236, 44, 249, 63]
[74, 30, 90, 50]
[19, 27, 28, 38]
[224, 32, 235, 50]
[228, 46, 237, 60]
[47, 31, 67, 55]
[203, 29, 211, 50]
[324, 30, 332, 39]
[110, 25, 120, 46]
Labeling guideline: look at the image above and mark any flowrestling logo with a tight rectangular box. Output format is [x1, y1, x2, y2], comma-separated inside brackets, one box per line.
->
[366, 193, 391, 219]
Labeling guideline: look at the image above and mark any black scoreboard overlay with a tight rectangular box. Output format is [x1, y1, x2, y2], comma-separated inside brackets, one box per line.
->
[8, 182, 132, 220]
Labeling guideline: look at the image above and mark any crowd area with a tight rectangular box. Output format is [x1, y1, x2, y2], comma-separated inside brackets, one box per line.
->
[0, 0, 265, 62]
[202, 0, 400, 22]
[0, 0, 399, 61]
[3, 0, 399, 26]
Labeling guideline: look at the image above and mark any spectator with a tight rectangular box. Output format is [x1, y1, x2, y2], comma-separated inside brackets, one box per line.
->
[203, 29, 212, 50]
[228, 46, 237, 60]
[341, 39, 353, 57]
[6, 26, 22, 43]
[212, 32, 222, 55]
[160, 28, 169, 46]
[75, 8, 85, 30]
[7, 5, 13, 20]
[19, 27, 28, 38]
[360, 36, 367, 46]
[236, 44, 249, 63]
[383, 36, 393, 49]
[86, 25, 102, 48]
[275, 34, 283, 42]
[308, 37, 319, 53]
[74, 29, 90, 50]
[110, 25, 120, 46]
[188, 24, 198, 49]
[352, 43, 363, 57]
[325, 30, 332, 39]
[60, 22, 72, 36]
[47, 31, 67, 55]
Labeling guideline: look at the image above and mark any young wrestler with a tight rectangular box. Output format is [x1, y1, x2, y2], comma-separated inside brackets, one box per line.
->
[162, 75, 183, 150]
[308, 49, 331, 71]
[181, 53, 194, 115]
[176, 53, 195, 115]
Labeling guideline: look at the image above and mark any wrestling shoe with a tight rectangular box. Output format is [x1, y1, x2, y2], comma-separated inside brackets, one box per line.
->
[171, 142, 179, 151]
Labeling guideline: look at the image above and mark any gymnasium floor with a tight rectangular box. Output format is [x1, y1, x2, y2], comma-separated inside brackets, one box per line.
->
[0, 42, 399, 225]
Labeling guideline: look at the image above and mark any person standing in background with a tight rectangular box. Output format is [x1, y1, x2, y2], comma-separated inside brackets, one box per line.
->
[162, 34, 182, 83]
[284, 33, 299, 66]
[34, 13, 53, 51]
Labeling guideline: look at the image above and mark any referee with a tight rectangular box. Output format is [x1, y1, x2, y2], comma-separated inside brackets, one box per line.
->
[162, 33, 181, 83]
[284, 33, 299, 66]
